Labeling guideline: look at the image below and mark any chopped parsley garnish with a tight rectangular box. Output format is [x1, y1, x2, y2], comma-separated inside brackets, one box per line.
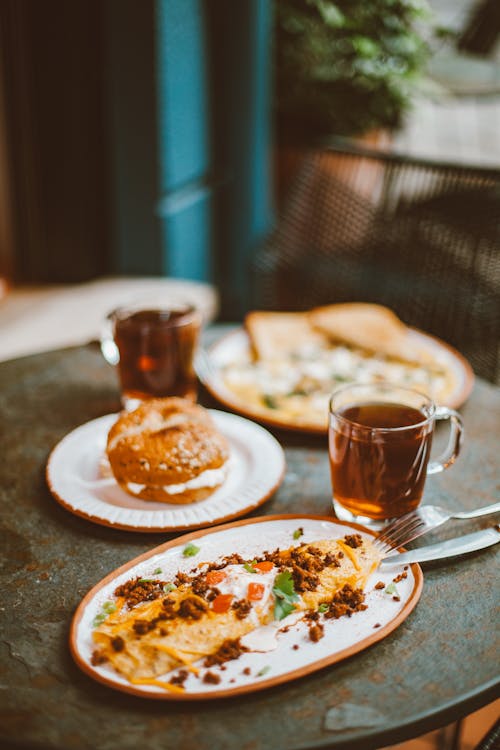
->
[92, 600, 117, 628]
[384, 582, 398, 595]
[287, 388, 308, 397]
[182, 543, 200, 557]
[244, 560, 257, 574]
[257, 665, 271, 677]
[262, 394, 278, 409]
[153, 568, 162, 575]
[318, 603, 329, 613]
[293, 527, 304, 540]
[272, 571, 299, 621]
[163, 583, 176, 593]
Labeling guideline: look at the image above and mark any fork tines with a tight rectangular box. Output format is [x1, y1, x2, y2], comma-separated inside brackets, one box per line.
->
[373, 511, 427, 553]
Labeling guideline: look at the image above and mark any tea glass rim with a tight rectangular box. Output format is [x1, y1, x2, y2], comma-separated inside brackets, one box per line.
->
[107, 301, 202, 329]
[329, 381, 436, 434]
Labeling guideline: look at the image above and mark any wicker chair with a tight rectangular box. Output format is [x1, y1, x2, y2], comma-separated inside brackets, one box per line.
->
[252, 141, 500, 384]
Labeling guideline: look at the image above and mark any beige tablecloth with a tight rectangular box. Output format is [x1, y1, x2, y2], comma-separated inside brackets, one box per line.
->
[0, 276, 218, 362]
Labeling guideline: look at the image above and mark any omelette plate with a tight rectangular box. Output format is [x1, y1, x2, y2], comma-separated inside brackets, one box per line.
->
[70, 515, 423, 700]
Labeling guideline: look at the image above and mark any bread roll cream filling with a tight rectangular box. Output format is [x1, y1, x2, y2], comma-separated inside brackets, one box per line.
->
[127, 463, 228, 496]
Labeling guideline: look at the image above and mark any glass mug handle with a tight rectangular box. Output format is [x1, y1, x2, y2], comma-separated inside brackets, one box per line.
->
[100, 313, 120, 366]
[427, 406, 464, 475]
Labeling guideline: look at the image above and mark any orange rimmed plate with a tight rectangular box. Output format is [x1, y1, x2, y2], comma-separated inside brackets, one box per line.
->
[70, 514, 423, 700]
[199, 327, 474, 434]
[47, 410, 285, 532]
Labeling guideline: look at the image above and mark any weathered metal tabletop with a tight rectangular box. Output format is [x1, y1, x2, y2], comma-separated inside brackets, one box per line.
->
[0, 332, 499, 750]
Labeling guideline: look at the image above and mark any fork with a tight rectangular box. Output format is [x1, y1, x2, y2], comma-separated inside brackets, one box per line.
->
[373, 501, 500, 555]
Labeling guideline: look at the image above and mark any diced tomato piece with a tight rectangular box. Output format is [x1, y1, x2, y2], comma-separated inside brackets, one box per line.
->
[254, 561, 274, 574]
[137, 355, 157, 372]
[247, 582, 265, 601]
[206, 570, 226, 585]
[211, 594, 233, 613]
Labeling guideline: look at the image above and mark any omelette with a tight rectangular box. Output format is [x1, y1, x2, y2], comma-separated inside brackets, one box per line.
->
[91, 533, 382, 692]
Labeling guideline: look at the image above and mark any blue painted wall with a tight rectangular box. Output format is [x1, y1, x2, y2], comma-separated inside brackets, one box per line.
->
[155, 0, 213, 282]
[207, 0, 274, 316]
[109, 0, 273, 317]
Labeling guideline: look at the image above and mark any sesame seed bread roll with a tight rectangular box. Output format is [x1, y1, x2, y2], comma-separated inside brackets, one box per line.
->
[107, 398, 230, 504]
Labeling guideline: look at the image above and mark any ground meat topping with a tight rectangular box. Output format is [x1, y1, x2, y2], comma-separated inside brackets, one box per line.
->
[291, 565, 320, 593]
[161, 597, 177, 619]
[132, 619, 155, 636]
[323, 552, 341, 568]
[174, 571, 190, 586]
[114, 577, 166, 609]
[291, 548, 324, 573]
[170, 669, 189, 686]
[206, 586, 221, 602]
[374, 581, 386, 590]
[309, 623, 324, 642]
[90, 650, 108, 666]
[343, 534, 363, 549]
[190, 577, 210, 598]
[260, 547, 289, 568]
[305, 610, 319, 622]
[232, 598, 252, 620]
[111, 636, 125, 652]
[392, 571, 408, 583]
[203, 671, 221, 685]
[204, 638, 248, 667]
[203, 553, 245, 572]
[178, 596, 208, 620]
[324, 584, 367, 620]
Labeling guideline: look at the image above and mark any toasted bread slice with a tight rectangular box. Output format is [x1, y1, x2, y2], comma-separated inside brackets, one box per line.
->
[245, 311, 327, 360]
[309, 303, 423, 363]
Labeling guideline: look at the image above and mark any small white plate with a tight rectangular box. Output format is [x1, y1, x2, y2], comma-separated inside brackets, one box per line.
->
[70, 515, 423, 700]
[46, 411, 285, 532]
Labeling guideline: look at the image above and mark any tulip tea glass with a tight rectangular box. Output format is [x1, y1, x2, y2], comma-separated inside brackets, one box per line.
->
[101, 301, 202, 410]
[328, 383, 463, 527]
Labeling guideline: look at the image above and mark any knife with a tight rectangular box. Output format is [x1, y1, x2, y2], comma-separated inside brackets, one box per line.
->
[379, 526, 500, 567]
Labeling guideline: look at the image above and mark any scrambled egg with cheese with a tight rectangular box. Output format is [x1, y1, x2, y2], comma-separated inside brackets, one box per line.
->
[221, 343, 455, 429]
[91, 534, 382, 692]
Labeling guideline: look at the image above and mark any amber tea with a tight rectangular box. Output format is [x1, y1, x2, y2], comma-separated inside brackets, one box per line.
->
[328, 383, 463, 526]
[110, 306, 201, 406]
[329, 402, 433, 521]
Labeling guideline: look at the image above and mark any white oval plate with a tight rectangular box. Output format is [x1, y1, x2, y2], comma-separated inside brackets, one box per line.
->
[200, 328, 474, 434]
[70, 515, 423, 700]
[47, 411, 285, 532]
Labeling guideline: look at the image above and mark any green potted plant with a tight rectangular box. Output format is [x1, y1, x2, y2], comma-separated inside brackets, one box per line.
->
[270, 0, 445, 278]
[275, 0, 434, 141]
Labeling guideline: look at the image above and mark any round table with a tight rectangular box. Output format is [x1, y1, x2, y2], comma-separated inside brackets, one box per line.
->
[0, 335, 498, 750]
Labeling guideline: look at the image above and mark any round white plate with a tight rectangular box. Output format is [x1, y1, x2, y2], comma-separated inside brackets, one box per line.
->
[47, 411, 286, 532]
[70, 515, 423, 700]
[200, 328, 474, 434]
